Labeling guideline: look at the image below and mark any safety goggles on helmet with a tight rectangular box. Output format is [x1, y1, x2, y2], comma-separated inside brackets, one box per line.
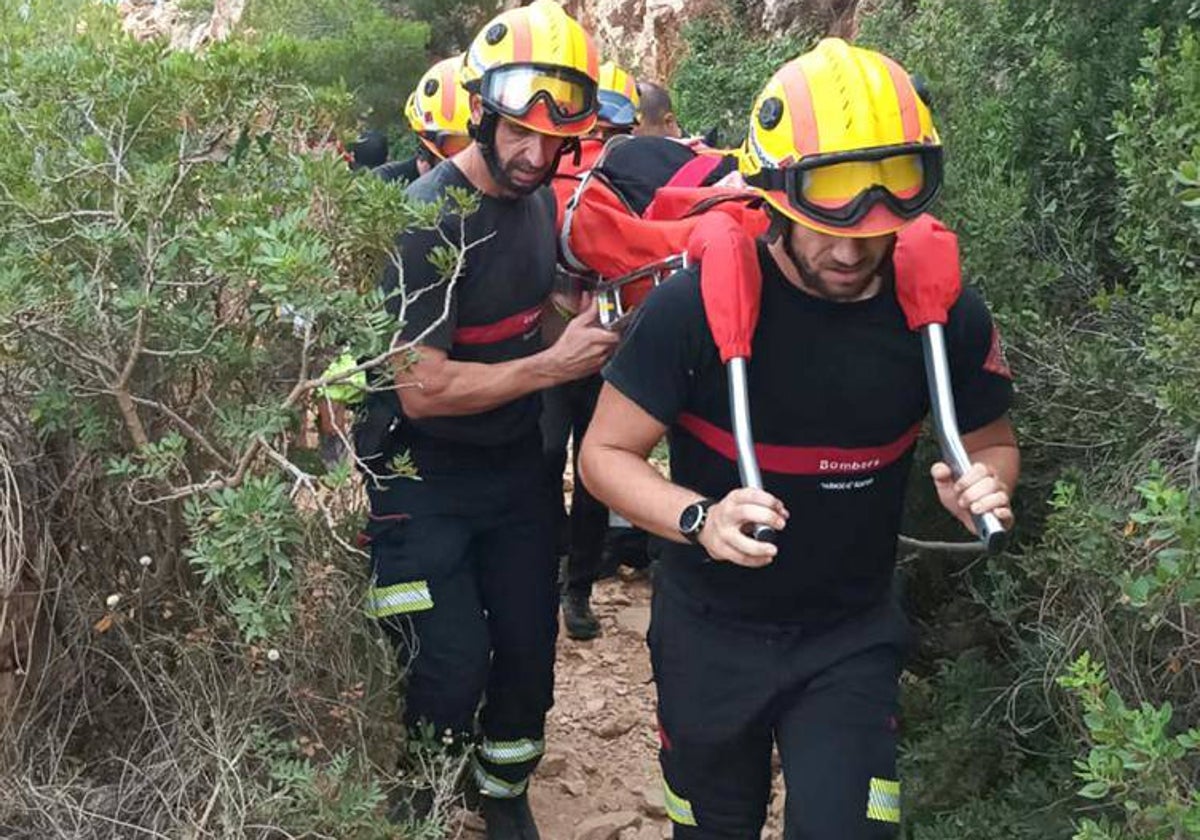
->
[749, 143, 942, 229]
[480, 64, 598, 126]
[597, 90, 638, 128]
[419, 130, 472, 159]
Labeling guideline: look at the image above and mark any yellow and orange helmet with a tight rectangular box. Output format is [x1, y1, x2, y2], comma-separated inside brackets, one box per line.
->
[405, 55, 472, 160]
[462, 0, 600, 138]
[597, 61, 639, 130]
[740, 38, 942, 237]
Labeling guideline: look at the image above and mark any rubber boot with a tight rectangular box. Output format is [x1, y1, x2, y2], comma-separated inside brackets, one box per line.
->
[561, 589, 600, 640]
[481, 792, 540, 840]
[386, 782, 434, 828]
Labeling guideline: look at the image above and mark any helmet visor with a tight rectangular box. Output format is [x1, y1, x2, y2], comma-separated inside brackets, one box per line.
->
[421, 131, 471, 159]
[752, 144, 942, 229]
[597, 90, 638, 127]
[481, 64, 598, 125]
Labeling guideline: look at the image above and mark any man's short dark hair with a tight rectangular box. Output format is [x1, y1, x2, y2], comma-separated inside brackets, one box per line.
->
[350, 130, 389, 170]
[637, 81, 674, 125]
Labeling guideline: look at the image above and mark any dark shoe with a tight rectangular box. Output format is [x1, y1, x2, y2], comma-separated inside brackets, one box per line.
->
[561, 591, 600, 640]
[386, 782, 435, 827]
[318, 431, 345, 471]
[481, 792, 540, 840]
[603, 526, 650, 571]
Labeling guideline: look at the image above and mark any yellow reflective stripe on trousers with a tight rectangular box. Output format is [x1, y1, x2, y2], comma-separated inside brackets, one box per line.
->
[365, 580, 433, 618]
[472, 755, 529, 799]
[479, 738, 545, 765]
[866, 777, 901, 823]
[663, 778, 698, 827]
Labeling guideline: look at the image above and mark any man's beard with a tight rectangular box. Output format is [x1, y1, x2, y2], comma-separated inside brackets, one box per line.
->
[500, 158, 551, 195]
[791, 246, 887, 301]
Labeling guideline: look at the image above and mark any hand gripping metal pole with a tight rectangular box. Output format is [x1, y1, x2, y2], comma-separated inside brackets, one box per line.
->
[727, 357, 776, 543]
[921, 323, 1008, 554]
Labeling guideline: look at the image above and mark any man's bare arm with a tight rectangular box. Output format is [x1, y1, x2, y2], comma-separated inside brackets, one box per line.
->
[579, 383, 786, 566]
[396, 300, 618, 420]
[931, 414, 1020, 533]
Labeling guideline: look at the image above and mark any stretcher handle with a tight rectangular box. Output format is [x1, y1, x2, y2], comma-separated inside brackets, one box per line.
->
[921, 324, 1007, 554]
[727, 358, 776, 544]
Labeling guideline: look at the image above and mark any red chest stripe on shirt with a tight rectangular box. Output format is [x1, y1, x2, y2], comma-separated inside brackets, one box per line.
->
[676, 413, 922, 476]
[453, 305, 542, 345]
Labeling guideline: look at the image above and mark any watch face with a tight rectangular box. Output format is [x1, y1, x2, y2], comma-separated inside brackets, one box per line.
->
[680, 503, 702, 534]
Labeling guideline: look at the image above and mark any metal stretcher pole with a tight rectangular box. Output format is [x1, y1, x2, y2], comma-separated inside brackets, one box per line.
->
[727, 357, 776, 543]
[921, 323, 1007, 554]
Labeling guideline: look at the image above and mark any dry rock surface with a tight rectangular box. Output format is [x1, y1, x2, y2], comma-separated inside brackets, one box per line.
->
[561, 0, 863, 83]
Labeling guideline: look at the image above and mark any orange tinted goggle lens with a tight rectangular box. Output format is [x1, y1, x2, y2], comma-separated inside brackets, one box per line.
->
[436, 134, 471, 157]
[421, 132, 471, 159]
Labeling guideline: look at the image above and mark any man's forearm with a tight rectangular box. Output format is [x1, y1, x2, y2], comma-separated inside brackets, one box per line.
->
[398, 351, 559, 419]
[579, 442, 701, 544]
[969, 442, 1020, 492]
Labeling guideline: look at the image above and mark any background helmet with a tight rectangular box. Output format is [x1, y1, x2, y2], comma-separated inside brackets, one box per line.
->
[740, 38, 942, 237]
[405, 55, 472, 160]
[462, 0, 600, 139]
[597, 60, 639, 130]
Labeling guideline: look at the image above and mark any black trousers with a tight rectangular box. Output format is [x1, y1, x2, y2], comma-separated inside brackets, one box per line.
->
[649, 580, 913, 838]
[540, 374, 609, 596]
[362, 441, 558, 798]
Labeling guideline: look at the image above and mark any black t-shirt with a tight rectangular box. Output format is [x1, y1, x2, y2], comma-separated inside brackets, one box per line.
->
[374, 157, 422, 184]
[604, 240, 1013, 625]
[381, 161, 557, 450]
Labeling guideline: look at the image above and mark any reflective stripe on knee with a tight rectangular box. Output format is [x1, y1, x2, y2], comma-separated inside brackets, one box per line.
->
[866, 777, 901, 824]
[663, 777, 698, 827]
[366, 580, 433, 618]
[479, 738, 545, 765]
[473, 756, 529, 799]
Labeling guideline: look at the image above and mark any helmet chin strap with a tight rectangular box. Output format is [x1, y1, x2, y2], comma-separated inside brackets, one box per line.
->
[471, 108, 575, 196]
[766, 207, 807, 281]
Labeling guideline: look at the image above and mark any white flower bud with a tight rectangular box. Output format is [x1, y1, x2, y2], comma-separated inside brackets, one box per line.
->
[266, 648, 281, 662]
[105, 594, 121, 609]
[138, 555, 152, 568]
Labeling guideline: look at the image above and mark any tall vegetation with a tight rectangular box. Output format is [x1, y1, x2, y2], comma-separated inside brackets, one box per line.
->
[0, 0, 467, 835]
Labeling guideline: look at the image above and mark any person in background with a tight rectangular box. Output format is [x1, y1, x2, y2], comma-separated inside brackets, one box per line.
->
[633, 80, 681, 139]
[544, 57, 643, 641]
[376, 54, 473, 184]
[349, 128, 389, 170]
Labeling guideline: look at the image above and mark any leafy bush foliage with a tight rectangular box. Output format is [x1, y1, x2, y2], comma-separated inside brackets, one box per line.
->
[671, 16, 810, 147]
[242, 0, 430, 129]
[0, 1, 467, 835]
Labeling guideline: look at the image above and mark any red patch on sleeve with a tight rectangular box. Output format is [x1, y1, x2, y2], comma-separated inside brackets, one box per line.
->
[982, 325, 1013, 379]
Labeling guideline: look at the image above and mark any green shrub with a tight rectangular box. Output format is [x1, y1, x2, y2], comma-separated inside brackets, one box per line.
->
[1059, 652, 1200, 839]
[242, 0, 429, 130]
[0, 2, 465, 835]
[670, 17, 809, 147]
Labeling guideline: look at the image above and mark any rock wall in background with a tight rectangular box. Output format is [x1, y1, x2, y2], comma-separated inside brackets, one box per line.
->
[561, 0, 861, 83]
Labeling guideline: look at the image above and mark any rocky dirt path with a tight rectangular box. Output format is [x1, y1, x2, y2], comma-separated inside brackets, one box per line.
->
[530, 573, 668, 840]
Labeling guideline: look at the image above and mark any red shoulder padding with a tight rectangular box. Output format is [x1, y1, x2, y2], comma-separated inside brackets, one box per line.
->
[892, 213, 962, 330]
[663, 154, 724, 189]
[689, 213, 763, 363]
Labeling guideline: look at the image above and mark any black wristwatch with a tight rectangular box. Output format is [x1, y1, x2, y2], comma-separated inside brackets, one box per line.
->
[678, 498, 715, 544]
